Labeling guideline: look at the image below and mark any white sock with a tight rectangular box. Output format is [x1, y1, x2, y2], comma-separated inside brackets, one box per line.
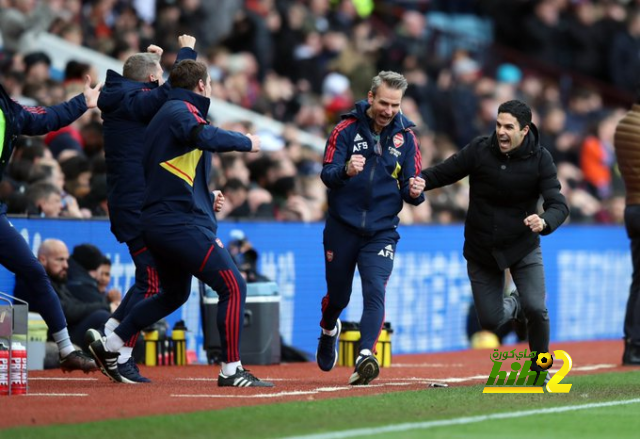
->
[52, 328, 74, 357]
[359, 349, 372, 358]
[105, 333, 125, 353]
[322, 326, 338, 337]
[104, 318, 120, 337]
[221, 361, 242, 376]
[117, 347, 134, 364]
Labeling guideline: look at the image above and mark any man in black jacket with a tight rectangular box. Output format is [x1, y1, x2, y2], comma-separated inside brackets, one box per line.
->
[418, 100, 569, 380]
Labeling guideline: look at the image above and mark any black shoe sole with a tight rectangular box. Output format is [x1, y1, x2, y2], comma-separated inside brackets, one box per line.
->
[349, 356, 380, 385]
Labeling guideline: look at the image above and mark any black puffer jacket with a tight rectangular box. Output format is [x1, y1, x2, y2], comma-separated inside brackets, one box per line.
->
[421, 123, 569, 270]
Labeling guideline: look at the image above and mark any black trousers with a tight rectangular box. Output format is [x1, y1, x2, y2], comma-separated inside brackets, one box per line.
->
[467, 247, 550, 355]
[624, 205, 640, 344]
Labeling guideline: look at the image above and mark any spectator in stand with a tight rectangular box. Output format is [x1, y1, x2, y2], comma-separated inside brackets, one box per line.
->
[67, 244, 118, 314]
[14, 239, 110, 353]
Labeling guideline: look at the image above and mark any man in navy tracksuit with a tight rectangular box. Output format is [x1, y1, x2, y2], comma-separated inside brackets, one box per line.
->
[89, 60, 273, 387]
[88, 35, 197, 383]
[316, 71, 426, 385]
[0, 78, 100, 373]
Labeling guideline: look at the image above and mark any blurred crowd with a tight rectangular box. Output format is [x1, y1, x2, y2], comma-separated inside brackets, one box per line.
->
[0, 0, 635, 225]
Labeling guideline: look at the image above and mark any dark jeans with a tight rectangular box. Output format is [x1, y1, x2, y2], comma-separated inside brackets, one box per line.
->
[467, 247, 550, 355]
[624, 205, 640, 344]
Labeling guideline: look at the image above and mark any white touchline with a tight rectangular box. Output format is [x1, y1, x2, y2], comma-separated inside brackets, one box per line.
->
[29, 377, 99, 381]
[26, 393, 88, 397]
[280, 398, 640, 439]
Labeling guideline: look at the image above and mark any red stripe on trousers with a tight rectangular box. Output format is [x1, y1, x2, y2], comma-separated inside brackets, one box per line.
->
[221, 269, 240, 363]
[199, 245, 214, 272]
[131, 246, 147, 257]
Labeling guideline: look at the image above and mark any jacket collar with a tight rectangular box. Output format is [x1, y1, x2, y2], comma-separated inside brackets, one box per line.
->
[104, 69, 159, 90]
[489, 121, 541, 159]
[344, 100, 415, 134]
[168, 88, 210, 116]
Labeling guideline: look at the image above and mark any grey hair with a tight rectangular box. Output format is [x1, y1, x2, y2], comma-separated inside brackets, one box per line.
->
[122, 52, 161, 82]
[370, 71, 408, 96]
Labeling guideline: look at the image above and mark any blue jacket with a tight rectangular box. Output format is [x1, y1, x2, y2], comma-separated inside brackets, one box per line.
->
[98, 47, 197, 243]
[141, 88, 251, 231]
[0, 83, 87, 184]
[321, 100, 425, 234]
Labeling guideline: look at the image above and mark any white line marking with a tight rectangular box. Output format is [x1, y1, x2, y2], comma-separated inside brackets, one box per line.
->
[574, 364, 617, 371]
[29, 377, 99, 381]
[26, 393, 88, 397]
[174, 377, 285, 382]
[391, 363, 465, 368]
[170, 363, 619, 399]
[281, 398, 640, 439]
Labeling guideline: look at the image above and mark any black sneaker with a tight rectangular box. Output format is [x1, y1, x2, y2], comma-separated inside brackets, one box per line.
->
[349, 354, 380, 385]
[510, 289, 527, 340]
[316, 319, 341, 372]
[118, 357, 151, 383]
[60, 350, 98, 373]
[89, 338, 124, 383]
[623, 339, 640, 365]
[218, 367, 275, 387]
[85, 328, 101, 346]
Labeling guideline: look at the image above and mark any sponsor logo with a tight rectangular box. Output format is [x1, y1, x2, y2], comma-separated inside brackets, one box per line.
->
[393, 133, 404, 148]
[326, 250, 334, 262]
[483, 349, 573, 394]
[215, 238, 224, 248]
[388, 147, 401, 158]
[378, 244, 394, 259]
[353, 141, 368, 152]
[354, 133, 363, 142]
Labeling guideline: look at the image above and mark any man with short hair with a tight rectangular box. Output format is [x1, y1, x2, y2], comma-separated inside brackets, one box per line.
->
[27, 240, 111, 352]
[25, 181, 62, 217]
[90, 34, 197, 383]
[1, 74, 101, 373]
[316, 71, 425, 386]
[89, 60, 271, 387]
[419, 99, 569, 383]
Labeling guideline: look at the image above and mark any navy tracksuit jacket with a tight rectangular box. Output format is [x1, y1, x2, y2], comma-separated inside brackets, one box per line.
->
[113, 88, 253, 363]
[1, 83, 88, 333]
[320, 100, 425, 352]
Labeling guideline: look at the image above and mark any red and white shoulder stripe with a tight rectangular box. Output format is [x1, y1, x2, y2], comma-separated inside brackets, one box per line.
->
[323, 118, 357, 164]
[406, 129, 422, 175]
[184, 101, 207, 124]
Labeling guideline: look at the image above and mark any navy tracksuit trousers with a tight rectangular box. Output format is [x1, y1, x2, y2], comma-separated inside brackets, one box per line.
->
[111, 236, 161, 347]
[0, 212, 67, 333]
[320, 215, 399, 352]
[114, 223, 246, 363]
